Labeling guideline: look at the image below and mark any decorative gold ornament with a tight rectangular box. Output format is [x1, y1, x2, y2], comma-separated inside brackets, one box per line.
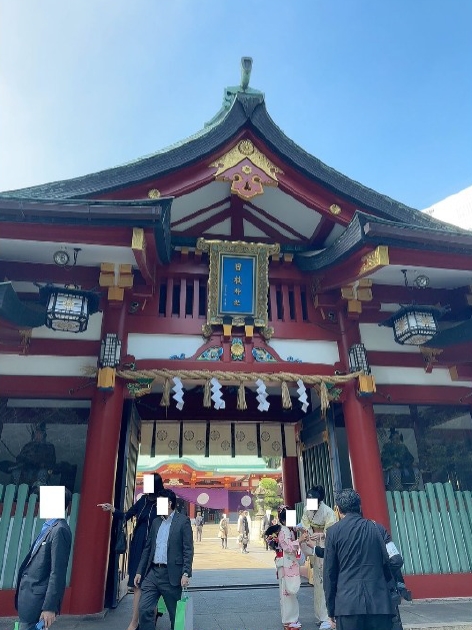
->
[201, 323, 213, 339]
[359, 245, 390, 275]
[260, 326, 275, 341]
[210, 139, 283, 200]
[148, 188, 161, 199]
[231, 338, 245, 361]
[420, 347, 443, 373]
[329, 203, 342, 215]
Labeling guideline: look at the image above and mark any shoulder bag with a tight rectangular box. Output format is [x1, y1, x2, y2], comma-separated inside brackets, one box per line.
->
[115, 518, 127, 554]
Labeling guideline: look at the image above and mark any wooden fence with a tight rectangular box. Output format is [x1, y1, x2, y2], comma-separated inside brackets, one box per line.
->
[0, 484, 80, 589]
[387, 483, 472, 575]
[296, 483, 472, 575]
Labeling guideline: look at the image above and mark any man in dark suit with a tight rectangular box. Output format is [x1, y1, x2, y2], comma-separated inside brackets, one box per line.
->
[135, 488, 194, 630]
[323, 489, 394, 630]
[15, 488, 72, 630]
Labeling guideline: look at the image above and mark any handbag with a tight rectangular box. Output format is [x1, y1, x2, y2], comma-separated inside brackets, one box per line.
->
[175, 588, 193, 630]
[115, 518, 127, 554]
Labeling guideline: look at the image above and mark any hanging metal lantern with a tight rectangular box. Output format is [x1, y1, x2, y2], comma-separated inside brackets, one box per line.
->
[348, 343, 371, 374]
[100, 333, 122, 367]
[40, 285, 100, 333]
[378, 270, 446, 347]
[391, 305, 439, 346]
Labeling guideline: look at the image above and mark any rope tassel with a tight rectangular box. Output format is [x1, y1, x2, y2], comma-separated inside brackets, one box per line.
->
[281, 381, 292, 409]
[237, 382, 247, 410]
[203, 379, 212, 408]
[319, 380, 329, 417]
[160, 378, 170, 407]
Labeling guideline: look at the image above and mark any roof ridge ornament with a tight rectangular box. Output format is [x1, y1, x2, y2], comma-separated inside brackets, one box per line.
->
[204, 57, 264, 128]
[240, 57, 253, 91]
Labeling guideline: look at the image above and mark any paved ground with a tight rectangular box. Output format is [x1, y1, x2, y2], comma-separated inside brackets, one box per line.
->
[2, 534, 471, 630]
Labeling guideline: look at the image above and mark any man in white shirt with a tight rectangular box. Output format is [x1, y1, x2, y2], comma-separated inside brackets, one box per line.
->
[135, 489, 194, 630]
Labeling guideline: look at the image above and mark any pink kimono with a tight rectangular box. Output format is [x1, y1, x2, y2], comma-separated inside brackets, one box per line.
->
[275, 525, 302, 628]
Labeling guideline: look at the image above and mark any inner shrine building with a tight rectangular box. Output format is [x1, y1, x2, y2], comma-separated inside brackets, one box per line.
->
[1, 58, 472, 615]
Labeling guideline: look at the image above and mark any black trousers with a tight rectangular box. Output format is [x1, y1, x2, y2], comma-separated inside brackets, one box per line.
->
[139, 566, 182, 630]
[336, 614, 393, 630]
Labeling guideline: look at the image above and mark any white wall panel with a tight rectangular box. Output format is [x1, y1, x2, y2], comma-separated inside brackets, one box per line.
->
[360, 323, 419, 353]
[32, 311, 103, 340]
[0, 355, 97, 376]
[372, 366, 471, 387]
[268, 339, 339, 364]
[127, 334, 204, 360]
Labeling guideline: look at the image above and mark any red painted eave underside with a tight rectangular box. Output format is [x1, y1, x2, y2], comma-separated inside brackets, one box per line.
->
[0, 221, 134, 247]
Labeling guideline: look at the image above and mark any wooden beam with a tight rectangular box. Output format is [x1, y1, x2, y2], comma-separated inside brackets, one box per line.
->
[0, 222, 132, 246]
[132, 227, 153, 286]
[0, 261, 100, 288]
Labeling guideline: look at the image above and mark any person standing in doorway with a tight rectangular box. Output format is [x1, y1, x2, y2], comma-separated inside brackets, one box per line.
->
[261, 510, 271, 550]
[238, 510, 250, 553]
[15, 488, 72, 630]
[135, 489, 194, 630]
[98, 472, 164, 630]
[218, 513, 229, 549]
[323, 489, 394, 630]
[299, 485, 337, 630]
[195, 512, 204, 542]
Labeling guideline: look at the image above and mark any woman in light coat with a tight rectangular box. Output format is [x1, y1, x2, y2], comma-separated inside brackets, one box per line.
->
[218, 514, 229, 549]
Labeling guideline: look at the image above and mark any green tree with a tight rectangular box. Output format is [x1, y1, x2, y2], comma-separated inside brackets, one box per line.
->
[263, 456, 281, 469]
[257, 477, 283, 511]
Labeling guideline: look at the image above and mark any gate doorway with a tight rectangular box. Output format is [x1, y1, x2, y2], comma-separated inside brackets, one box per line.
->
[129, 390, 302, 588]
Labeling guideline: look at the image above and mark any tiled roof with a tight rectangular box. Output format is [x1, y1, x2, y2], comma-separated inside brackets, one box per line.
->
[295, 211, 472, 272]
[0, 90, 457, 232]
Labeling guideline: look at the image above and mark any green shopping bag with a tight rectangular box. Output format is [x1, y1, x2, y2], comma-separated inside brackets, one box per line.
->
[13, 623, 19, 630]
[157, 595, 167, 614]
[174, 588, 193, 630]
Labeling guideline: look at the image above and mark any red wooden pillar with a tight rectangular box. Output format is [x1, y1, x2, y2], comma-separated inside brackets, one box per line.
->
[188, 502, 196, 518]
[282, 456, 301, 508]
[69, 302, 127, 614]
[338, 310, 390, 528]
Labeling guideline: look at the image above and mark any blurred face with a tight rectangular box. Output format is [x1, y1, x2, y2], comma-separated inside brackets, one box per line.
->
[33, 430, 45, 442]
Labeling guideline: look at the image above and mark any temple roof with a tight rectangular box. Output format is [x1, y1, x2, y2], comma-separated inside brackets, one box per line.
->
[0, 87, 453, 234]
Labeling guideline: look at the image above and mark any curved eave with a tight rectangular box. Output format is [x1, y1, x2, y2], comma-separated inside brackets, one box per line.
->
[0, 91, 459, 232]
[0, 197, 173, 265]
[0, 282, 46, 328]
[296, 212, 472, 273]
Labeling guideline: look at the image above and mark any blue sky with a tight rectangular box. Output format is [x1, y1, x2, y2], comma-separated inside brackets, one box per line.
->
[1, 0, 471, 209]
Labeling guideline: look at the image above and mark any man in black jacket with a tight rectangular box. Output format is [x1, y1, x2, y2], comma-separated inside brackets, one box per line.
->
[15, 488, 72, 630]
[323, 489, 394, 630]
[135, 489, 193, 630]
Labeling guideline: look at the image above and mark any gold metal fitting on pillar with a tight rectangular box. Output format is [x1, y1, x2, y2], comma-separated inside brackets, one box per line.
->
[244, 316, 254, 340]
[223, 316, 232, 340]
[97, 367, 116, 391]
[357, 374, 376, 396]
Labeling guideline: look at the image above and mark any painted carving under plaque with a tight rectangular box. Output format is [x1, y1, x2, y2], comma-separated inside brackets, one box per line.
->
[252, 347, 276, 363]
[231, 338, 245, 361]
[210, 139, 283, 200]
[197, 238, 279, 329]
[197, 346, 223, 361]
